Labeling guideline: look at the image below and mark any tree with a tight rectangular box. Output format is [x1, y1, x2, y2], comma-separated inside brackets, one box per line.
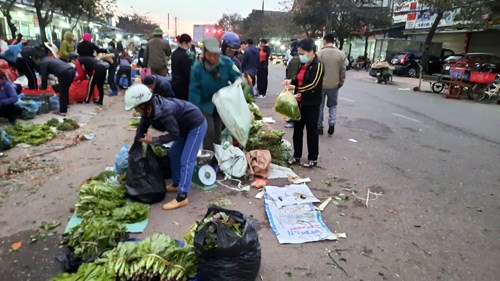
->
[292, 0, 330, 38]
[0, 0, 18, 39]
[418, 0, 499, 71]
[241, 9, 301, 40]
[116, 13, 158, 34]
[217, 13, 243, 33]
[34, 0, 55, 43]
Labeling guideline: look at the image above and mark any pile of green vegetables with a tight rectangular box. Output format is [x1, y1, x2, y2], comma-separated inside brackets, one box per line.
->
[198, 212, 243, 251]
[75, 179, 149, 223]
[52, 234, 197, 281]
[63, 218, 127, 261]
[5, 121, 56, 146]
[246, 121, 289, 165]
[129, 117, 140, 128]
[248, 102, 264, 120]
[46, 118, 80, 131]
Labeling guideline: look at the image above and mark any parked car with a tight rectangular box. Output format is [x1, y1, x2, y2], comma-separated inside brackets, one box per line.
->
[449, 53, 500, 74]
[441, 55, 465, 75]
[390, 52, 442, 77]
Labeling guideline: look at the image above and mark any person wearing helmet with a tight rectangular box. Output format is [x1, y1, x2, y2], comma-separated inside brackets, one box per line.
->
[189, 36, 241, 153]
[32, 51, 75, 116]
[171, 33, 192, 101]
[125, 84, 207, 210]
[221, 32, 241, 71]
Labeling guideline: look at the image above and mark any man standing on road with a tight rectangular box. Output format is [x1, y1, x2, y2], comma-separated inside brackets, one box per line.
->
[144, 27, 172, 76]
[242, 38, 259, 88]
[256, 38, 271, 98]
[317, 34, 346, 136]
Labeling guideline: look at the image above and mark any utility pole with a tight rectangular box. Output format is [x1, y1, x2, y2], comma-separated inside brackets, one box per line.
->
[260, 0, 264, 38]
[167, 13, 170, 34]
[175, 17, 177, 37]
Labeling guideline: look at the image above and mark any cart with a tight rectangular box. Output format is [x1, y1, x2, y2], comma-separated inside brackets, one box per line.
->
[466, 71, 498, 101]
[369, 61, 394, 84]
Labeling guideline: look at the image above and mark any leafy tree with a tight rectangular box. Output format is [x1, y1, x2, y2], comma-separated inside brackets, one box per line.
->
[116, 13, 158, 34]
[419, 0, 499, 71]
[33, 0, 55, 43]
[0, 0, 18, 39]
[217, 13, 243, 33]
[241, 9, 301, 40]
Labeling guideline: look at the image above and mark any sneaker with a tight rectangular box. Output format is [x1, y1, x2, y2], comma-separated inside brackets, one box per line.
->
[328, 124, 335, 135]
[318, 128, 323, 135]
[257, 95, 266, 99]
[285, 122, 294, 128]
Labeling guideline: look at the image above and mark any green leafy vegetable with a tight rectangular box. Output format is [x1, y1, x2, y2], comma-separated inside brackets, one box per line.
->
[5, 121, 56, 146]
[50, 263, 114, 281]
[45, 118, 61, 127]
[112, 202, 150, 223]
[63, 218, 126, 261]
[198, 211, 244, 251]
[151, 144, 167, 157]
[129, 118, 140, 127]
[40, 220, 61, 231]
[56, 119, 79, 131]
[75, 180, 126, 218]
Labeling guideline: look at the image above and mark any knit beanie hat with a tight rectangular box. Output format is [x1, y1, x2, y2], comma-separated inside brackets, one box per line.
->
[82, 33, 91, 41]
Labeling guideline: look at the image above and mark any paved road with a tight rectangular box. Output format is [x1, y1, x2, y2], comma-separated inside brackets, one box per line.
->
[0, 64, 498, 281]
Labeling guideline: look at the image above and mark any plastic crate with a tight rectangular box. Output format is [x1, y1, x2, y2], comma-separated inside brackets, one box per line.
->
[469, 72, 496, 84]
[21, 94, 52, 114]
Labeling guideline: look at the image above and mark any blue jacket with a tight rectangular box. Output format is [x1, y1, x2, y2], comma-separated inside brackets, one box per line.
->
[0, 80, 18, 106]
[150, 75, 175, 98]
[241, 45, 259, 76]
[136, 95, 205, 144]
[2, 42, 23, 64]
[189, 55, 241, 114]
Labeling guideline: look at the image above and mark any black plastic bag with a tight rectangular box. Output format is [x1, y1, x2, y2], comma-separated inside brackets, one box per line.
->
[125, 141, 166, 203]
[194, 206, 261, 281]
[156, 154, 172, 179]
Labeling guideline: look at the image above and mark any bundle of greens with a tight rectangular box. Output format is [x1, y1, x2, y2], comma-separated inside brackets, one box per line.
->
[151, 144, 167, 157]
[248, 102, 264, 120]
[75, 180, 149, 223]
[129, 118, 140, 128]
[45, 118, 61, 127]
[5, 121, 56, 146]
[95, 233, 197, 281]
[56, 119, 80, 131]
[91, 170, 117, 182]
[63, 218, 127, 261]
[246, 128, 288, 165]
[51, 263, 114, 281]
[199, 212, 243, 251]
[75, 180, 126, 218]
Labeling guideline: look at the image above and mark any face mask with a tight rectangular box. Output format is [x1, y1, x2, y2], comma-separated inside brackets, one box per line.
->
[69, 62, 76, 68]
[299, 54, 309, 64]
[107, 46, 113, 51]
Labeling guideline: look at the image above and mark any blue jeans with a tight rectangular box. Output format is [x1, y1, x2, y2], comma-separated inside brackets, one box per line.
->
[170, 120, 208, 193]
[318, 88, 338, 129]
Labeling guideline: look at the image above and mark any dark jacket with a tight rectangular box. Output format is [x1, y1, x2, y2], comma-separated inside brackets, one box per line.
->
[144, 37, 172, 70]
[0, 80, 18, 106]
[241, 45, 259, 76]
[286, 55, 300, 79]
[137, 48, 145, 67]
[135, 95, 205, 145]
[171, 47, 191, 100]
[150, 75, 175, 98]
[291, 55, 325, 106]
[77, 40, 107, 57]
[39, 57, 73, 89]
[231, 55, 242, 72]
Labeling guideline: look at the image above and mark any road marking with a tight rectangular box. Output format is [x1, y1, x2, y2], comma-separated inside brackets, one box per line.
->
[392, 113, 422, 123]
[398, 88, 412, 91]
[340, 97, 355, 102]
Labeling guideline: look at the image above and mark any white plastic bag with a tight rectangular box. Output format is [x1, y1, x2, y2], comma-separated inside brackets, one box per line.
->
[212, 78, 252, 147]
[214, 142, 248, 178]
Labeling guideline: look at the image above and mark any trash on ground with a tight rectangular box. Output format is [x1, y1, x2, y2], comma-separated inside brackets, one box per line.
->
[11, 241, 22, 251]
[348, 139, 358, 143]
[255, 190, 265, 199]
[315, 197, 333, 211]
[264, 185, 338, 244]
[250, 178, 268, 189]
[268, 163, 298, 179]
[326, 248, 348, 276]
[262, 117, 276, 123]
[40, 220, 61, 231]
[210, 197, 233, 207]
[288, 175, 311, 184]
[266, 185, 320, 208]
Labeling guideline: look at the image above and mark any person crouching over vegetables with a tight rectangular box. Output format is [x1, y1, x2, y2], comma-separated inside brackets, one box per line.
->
[125, 84, 207, 210]
[283, 38, 324, 168]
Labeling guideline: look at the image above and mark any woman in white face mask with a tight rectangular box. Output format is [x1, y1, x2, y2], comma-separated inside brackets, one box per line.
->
[283, 38, 325, 168]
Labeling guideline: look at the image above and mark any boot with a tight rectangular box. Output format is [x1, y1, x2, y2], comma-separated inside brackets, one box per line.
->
[162, 198, 189, 210]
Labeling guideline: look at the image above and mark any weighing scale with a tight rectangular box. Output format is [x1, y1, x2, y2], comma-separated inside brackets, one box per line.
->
[192, 150, 217, 190]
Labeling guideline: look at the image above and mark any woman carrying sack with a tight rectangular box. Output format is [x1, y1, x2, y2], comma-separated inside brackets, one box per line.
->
[283, 39, 324, 168]
[125, 84, 207, 210]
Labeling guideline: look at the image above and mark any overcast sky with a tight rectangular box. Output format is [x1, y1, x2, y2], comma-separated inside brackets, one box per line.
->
[116, 0, 287, 35]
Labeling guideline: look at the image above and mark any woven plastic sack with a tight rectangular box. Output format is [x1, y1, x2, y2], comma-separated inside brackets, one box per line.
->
[212, 78, 251, 147]
[274, 88, 301, 120]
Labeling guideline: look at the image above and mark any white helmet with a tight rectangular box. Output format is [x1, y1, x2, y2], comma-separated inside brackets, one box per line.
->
[124, 84, 153, 111]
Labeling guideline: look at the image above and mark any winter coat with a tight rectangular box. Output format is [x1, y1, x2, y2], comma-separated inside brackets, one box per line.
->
[242, 45, 259, 76]
[0, 79, 18, 106]
[286, 55, 300, 79]
[317, 45, 346, 89]
[59, 31, 75, 61]
[119, 51, 132, 67]
[189, 55, 241, 114]
[143, 37, 172, 70]
[77, 40, 107, 57]
[171, 47, 191, 100]
[149, 75, 175, 98]
[38, 57, 74, 89]
[2, 42, 23, 64]
[291, 55, 325, 106]
[135, 95, 205, 145]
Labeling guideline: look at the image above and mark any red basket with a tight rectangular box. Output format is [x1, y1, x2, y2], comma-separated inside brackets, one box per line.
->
[21, 85, 55, 95]
[469, 72, 496, 84]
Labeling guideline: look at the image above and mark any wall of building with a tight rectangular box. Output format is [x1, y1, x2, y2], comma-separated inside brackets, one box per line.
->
[431, 33, 466, 54]
[468, 30, 500, 56]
